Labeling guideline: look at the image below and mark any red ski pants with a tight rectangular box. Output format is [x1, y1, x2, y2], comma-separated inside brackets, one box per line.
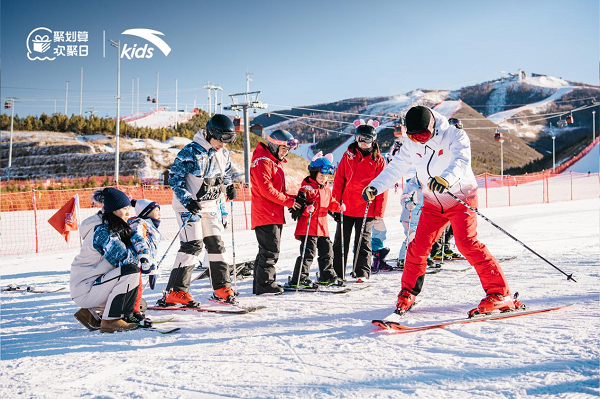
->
[402, 198, 510, 297]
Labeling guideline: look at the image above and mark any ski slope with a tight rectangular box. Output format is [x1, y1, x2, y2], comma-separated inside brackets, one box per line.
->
[130, 110, 195, 129]
[1, 184, 598, 397]
[488, 76, 575, 124]
[565, 141, 599, 173]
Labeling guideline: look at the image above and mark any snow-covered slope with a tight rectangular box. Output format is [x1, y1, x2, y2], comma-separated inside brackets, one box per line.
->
[131, 110, 195, 129]
[565, 141, 599, 173]
[1, 177, 598, 398]
[487, 77, 575, 124]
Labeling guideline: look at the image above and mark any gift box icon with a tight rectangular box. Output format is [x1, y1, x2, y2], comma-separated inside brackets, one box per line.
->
[32, 35, 51, 53]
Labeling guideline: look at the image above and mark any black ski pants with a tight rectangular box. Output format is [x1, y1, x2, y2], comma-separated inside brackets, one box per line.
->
[253, 224, 282, 288]
[332, 214, 374, 279]
[292, 236, 336, 284]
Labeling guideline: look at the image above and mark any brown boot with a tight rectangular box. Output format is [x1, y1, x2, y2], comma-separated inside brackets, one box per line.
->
[74, 308, 101, 331]
[100, 318, 139, 333]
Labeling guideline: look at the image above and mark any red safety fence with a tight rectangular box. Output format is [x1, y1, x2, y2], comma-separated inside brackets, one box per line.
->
[0, 172, 596, 256]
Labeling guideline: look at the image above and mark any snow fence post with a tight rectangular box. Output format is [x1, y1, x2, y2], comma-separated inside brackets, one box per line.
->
[508, 180, 511, 207]
[570, 172, 573, 201]
[484, 172, 488, 208]
[31, 189, 39, 253]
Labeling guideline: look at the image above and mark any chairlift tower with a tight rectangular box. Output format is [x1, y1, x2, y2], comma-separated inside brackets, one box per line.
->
[225, 74, 267, 183]
[203, 82, 222, 116]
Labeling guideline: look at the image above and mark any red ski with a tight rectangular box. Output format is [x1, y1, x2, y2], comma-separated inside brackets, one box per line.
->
[372, 305, 571, 333]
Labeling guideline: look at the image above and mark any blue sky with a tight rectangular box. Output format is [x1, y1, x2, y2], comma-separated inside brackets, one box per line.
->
[1, 0, 598, 117]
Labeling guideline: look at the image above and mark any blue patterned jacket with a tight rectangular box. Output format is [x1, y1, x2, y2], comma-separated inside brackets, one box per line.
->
[92, 223, 138, 268]
[169, 132, 233, 213]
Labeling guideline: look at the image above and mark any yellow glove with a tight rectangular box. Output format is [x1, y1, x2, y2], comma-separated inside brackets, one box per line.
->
[428, 176, 449, 193]
[362, 186, 378, 202]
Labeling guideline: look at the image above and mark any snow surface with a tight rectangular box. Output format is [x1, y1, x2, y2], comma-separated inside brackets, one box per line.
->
[1, 185, 599, 397]
[565, 141, 599, 173]
[432, 100, 463, 118]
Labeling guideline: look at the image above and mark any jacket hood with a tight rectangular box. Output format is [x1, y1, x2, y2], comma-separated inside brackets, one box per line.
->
[193, 131, 212, 151]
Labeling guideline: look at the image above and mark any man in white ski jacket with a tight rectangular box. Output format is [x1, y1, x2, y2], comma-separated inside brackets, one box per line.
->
[159, 114, 238, 306]
[363, 106, 520, 316]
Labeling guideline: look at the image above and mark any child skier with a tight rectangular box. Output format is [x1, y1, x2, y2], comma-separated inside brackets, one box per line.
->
[288, 152, 342, 287]
[128, 199, 162, 323]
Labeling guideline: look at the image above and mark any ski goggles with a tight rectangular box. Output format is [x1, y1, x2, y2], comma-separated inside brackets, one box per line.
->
[356, 135, 375, 143]
[320, 165, 335, 175]
[218, 132, 237, 143]
[407, 129, 432, 144]
[268, 136, 299, 150]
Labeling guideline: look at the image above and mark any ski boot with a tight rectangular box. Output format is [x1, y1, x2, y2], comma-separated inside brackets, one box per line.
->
[157, 290, 200, 307]
[468, 293, 524, 318]
[371, 247, 391, 274]
[286, 276, 314, 289]
[444, 248, 464, 260]
[253, 281, 284, 295]
[396, 259, 405, 269]
[211, 287, 237, 304]
[317, 275, 343, 287]
[396, 289, 416, 315]
[432, 251, 452, 261]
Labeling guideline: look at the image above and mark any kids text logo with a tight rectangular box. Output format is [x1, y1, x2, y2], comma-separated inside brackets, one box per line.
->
[120, 29, 171, 59]
[27, 27, 89, 61]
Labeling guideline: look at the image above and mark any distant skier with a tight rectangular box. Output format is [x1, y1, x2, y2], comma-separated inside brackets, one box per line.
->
[363, 106, 521, 316]
[250, 129, 302, 295]
[331, 119, 388, 281]
[159, 114, 238, 306]
[288, 152, 342, 287]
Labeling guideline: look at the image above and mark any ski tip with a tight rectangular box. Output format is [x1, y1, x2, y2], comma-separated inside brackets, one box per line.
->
[371, 320, 390, 329]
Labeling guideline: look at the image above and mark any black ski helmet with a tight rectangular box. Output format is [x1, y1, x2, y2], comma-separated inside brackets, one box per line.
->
[355, 124, 377, 139]
[267, 129, 298, 159]
[205, 114, 237, 143]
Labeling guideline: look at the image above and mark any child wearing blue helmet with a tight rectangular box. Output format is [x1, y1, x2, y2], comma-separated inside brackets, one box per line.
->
[288, 152, 342, 287]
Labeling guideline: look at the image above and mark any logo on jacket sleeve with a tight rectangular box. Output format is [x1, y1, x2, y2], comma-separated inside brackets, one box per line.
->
[439, 149, 444, 156]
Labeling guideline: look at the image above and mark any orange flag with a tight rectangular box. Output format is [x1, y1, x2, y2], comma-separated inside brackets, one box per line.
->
[48, 195, 79, 243]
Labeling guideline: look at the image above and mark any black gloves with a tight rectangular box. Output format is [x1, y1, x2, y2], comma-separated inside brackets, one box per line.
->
[226, 184, 237, 200]
[185, 200, 201, 214]
[328, 210, 341, 223]
[289, 191, 308, 221]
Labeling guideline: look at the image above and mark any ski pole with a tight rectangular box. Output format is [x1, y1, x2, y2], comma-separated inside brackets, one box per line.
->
[230, 199, 237, 291]
[403, 192, 415, 265]
[340, 201, 346, 280]
[296, 211, 313, 293]
[445, 191, 576, 282]
[351, 201, 371, 279]
[144, 213, 194, 291]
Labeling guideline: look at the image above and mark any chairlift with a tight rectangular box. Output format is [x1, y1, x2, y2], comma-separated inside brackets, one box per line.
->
[4, 101, 10, 110]
[393, 123, 406, 138]
[565, 114, 574, 125]
[494, 128, 508, 142]
[152, 98, 157, 104]
[557, 119, 568, 128]
[266, 112, 271, 117]
[233, 117, 244, 133]
[146, 96, 152, 102]
[253, 109, 257, 114]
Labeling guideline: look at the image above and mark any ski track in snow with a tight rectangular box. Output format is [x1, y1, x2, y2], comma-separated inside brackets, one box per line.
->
[1, 188, 599, 398]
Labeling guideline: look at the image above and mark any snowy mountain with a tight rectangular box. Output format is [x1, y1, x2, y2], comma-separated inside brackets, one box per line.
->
[267, 72, 598, 174]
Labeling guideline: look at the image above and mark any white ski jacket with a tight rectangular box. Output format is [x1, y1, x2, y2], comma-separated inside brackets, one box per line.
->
[369, 109, 478, 212]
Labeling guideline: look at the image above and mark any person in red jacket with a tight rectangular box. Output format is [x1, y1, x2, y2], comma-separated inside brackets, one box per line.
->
[251, 129, 301, 295]
[332, 120, 388, 281]
[288, 152, 341, 288]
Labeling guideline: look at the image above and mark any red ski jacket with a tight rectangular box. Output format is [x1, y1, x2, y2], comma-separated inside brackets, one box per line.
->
[332, 145, 388, 218]
[294, 177, 340, 239]
[250, 142, 295, 229]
